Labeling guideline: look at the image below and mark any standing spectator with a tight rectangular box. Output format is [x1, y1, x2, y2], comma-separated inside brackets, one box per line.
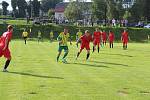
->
[112, 18, 116, 27]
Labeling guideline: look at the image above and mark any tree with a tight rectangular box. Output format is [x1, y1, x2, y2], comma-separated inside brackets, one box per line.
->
[64, 1, 82, 21]
[41, 0, 62, 12]
[32, 0, 40, 17]
[2, 1, 9, 15]
[143, 0, 150, 21]
[113, 0, 125, 19]
[130, 0, 144, 22]
[92, 0, 106, 20]
[48, 9, 55, 18]
[17, 0, 27, 18]
[11, 0, 18, 17]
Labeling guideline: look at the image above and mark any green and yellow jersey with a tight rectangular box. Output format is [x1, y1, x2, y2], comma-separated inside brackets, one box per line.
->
[50, 31, 54, 38]
[38, 31, 42, 38]
[22, 31, 28, 37]
[76, 31, 82, 39]
[57, 32, 70, 46]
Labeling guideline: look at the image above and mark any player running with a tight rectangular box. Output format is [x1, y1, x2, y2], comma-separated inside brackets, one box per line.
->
[93, 28, 101, 53]
[108, 30, 115, 48]
[22, 29, 28, 45]
[102, 30, 107, 46]
[50, 31, 54, 42]
[57, 28, 72, 63]
[76, 29, 82, 48]
[76, 30, 93, 60]
[0, 25, 13, 72]
[37, 30, 42, 43]
[121, 29, 129, 50]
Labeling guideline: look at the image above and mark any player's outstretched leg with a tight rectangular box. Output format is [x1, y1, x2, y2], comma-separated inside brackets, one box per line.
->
[126, 44, 127, 49]
[57, 52, 61, 62]
[86, 50, 90, 60]
[105, 42, 106, 46]
[98, 46, 100, 53]
[110, 42, 111, 48]
[93, 46, 95, 53]
[25, 40, 27, 44]
[3, 58, 11, 72]
[62, 50, 68, 63]
[112, 43, 113, 48]
[76, 49, 82, 60]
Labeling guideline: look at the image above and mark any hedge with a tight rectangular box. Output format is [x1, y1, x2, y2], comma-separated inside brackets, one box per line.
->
[0, 24, 150, 42]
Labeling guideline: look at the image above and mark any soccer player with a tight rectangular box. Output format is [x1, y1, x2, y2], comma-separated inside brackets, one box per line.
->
[0, 25, 13, 72]
[93, 28, 101, 53]
[76, 29, 82, 48]
[37, 30, 42, 43]
[108, 30, 115, 48]
[57, 28, 72, 63]
[50, 31, 54, 42]
[22, 29, 28, 45]
[121, 29, 129, 50]
[76, 30, 93, 60]
[102, 30, 107, 46]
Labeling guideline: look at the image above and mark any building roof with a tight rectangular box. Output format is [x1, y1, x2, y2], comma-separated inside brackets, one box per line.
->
[55, 2, 68, 13]
[55, 2, 92, 13]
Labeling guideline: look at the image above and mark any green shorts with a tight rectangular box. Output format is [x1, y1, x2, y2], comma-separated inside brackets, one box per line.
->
[58, 46, 68, 52]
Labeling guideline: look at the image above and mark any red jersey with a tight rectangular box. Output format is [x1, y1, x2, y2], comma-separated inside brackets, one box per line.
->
[0, 31, 12, 50]
[122, 32, 128, 42]
[93, 31, 101, 41]
[109, 32, 114, 42]
[102, 32, 107, 40]
[80, 34, 92, 45]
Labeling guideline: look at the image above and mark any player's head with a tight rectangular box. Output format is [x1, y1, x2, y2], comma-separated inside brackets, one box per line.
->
[85, 30, 90, 36]
[123, 29, 127, 32]
[95, 28, 99, 31]
[7, 25, 13, 32]
[109, 30, 112, 33]
[64, 28, 68, 34]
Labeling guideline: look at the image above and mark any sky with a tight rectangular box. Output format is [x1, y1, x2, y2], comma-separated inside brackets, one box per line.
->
[0, 0, 91, 10]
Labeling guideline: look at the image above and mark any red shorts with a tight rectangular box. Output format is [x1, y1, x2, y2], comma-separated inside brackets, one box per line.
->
[102, 38, 106, 42]
[80, 44, 90, 51]
[93, 40, 100, 46]
[123, 40, 128, 44]
[109, 40, 114, 43]
[0, 48, 11, 59]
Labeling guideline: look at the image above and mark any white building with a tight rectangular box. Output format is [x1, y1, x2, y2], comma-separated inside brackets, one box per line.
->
[55, 2, 68, 20]
[122, 0, 135, 8]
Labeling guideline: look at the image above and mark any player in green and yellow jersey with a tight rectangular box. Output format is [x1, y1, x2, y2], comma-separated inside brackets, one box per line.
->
[76, 29, 82, 48]
[57, 28, 72, 63]
[50, 31, 54, 42]
[37, 30, 42, 43]
[22, 29, 29, 45]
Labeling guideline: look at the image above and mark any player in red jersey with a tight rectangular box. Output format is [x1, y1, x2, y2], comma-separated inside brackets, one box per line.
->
[76, 30, 93, 60]
[0, 25, 13, 72]
[101, 30, 107, 46]
[121, 29, 129, 50]
[108, 30, 115, 48]
[93, 28, 101, 53]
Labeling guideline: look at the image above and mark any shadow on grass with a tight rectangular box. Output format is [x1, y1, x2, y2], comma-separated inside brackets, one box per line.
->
[90, 61, 129, 67]
[7, 71, 64, 79]
[102, 53, 133, 57]
[69, 62, 110, 68]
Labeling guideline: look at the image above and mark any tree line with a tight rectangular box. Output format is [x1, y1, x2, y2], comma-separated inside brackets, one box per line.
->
[1, 0, 62, 18]
[1, 0, 150, 22]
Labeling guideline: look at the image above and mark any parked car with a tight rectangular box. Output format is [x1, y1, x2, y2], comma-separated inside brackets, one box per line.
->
[144, 24, 150, 28]
[135, 22, 144, 28]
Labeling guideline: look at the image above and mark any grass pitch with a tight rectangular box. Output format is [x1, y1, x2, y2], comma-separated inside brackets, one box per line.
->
[0, 40, 150, 100]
